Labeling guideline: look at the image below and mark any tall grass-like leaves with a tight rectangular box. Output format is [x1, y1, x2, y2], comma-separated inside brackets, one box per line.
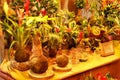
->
[48, 33, 63, 48]
[1, 17, 32, 60]
[2, 17, 31, 49]
[39, 23, 52, 43]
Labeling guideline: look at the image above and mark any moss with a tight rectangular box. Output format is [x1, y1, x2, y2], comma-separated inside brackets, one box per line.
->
[14, 49, 30, 62]
[56, 55, 69, 67]
[30, 55, 48, 74]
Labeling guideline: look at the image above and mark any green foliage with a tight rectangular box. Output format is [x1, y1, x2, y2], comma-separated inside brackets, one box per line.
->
[103, 2, 120, 28]
[1, 0, 120, 51]
[12, 0, 24, 8]
[1, 17, 32, 49]
[85, 73, 95, 80]
[75, 0, 86, 9]
[11, 0, 58, 16]
[48, 33, 63, 48]
[51, 10, 80, 48]
[39, 0, 58, 15]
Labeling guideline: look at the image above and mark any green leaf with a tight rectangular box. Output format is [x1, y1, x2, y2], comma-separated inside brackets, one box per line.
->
[26, 18, 34, 26]
[3, 1, 9, 16]
[8, 40, 16, 60]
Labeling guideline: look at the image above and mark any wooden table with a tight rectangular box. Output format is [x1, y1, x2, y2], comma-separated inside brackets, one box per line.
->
[0, 44, 120, 80]
[0, 52, 120, 80]
[51, 53, 120, 80]
[63, 59, 120, 80]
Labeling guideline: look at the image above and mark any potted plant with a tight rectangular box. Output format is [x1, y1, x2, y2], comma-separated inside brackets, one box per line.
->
[47, 33, 62, 57]
[1, 14, 33, 70]
[1, 1, 32, 71]
[29, 33, 49, 74]
[75, 0, 86, 18]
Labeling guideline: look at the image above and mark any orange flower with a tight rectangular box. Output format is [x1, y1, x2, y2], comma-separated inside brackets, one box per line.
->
[106, 0, 114, 4]
[102, 0, 107, 9]
[66, 28, 72, 32]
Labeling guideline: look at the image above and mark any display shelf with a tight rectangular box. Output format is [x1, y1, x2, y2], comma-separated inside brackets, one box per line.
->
[0, 51, 120, 80]
[51, 53, 120, 80]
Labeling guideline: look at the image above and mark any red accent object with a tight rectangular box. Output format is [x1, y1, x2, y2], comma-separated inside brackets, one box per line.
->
[106, 0, 114, 5]
[40, 8, 47, 16]
[115, 30, 120, 35]
[107, 35, 113, 41]
[36, 0, 42, 2]
[97, 73, 103, 79]
[79, 31, 84, 41]
[97, 73, 107, 80]
[66, 28, 72, 32]
[100, 76, 107, 80]
[55, 27, 59, 33]
[24, 0, 30, 15]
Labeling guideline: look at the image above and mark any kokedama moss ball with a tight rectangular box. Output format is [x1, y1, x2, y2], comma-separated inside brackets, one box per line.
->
[49, 47, 57, 57]
[14, 49, 30, 62]
[56, 55, 69, 67]
[30, 55, 48, 74]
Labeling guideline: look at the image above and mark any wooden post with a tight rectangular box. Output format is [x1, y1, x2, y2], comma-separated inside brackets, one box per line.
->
[0, 26, 4, 63]
[63, 0, 69, 10]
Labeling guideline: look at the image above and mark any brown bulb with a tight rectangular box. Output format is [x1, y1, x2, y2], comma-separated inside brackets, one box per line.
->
[30, 55, 48, 74]
[56, 55, 69, 67]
